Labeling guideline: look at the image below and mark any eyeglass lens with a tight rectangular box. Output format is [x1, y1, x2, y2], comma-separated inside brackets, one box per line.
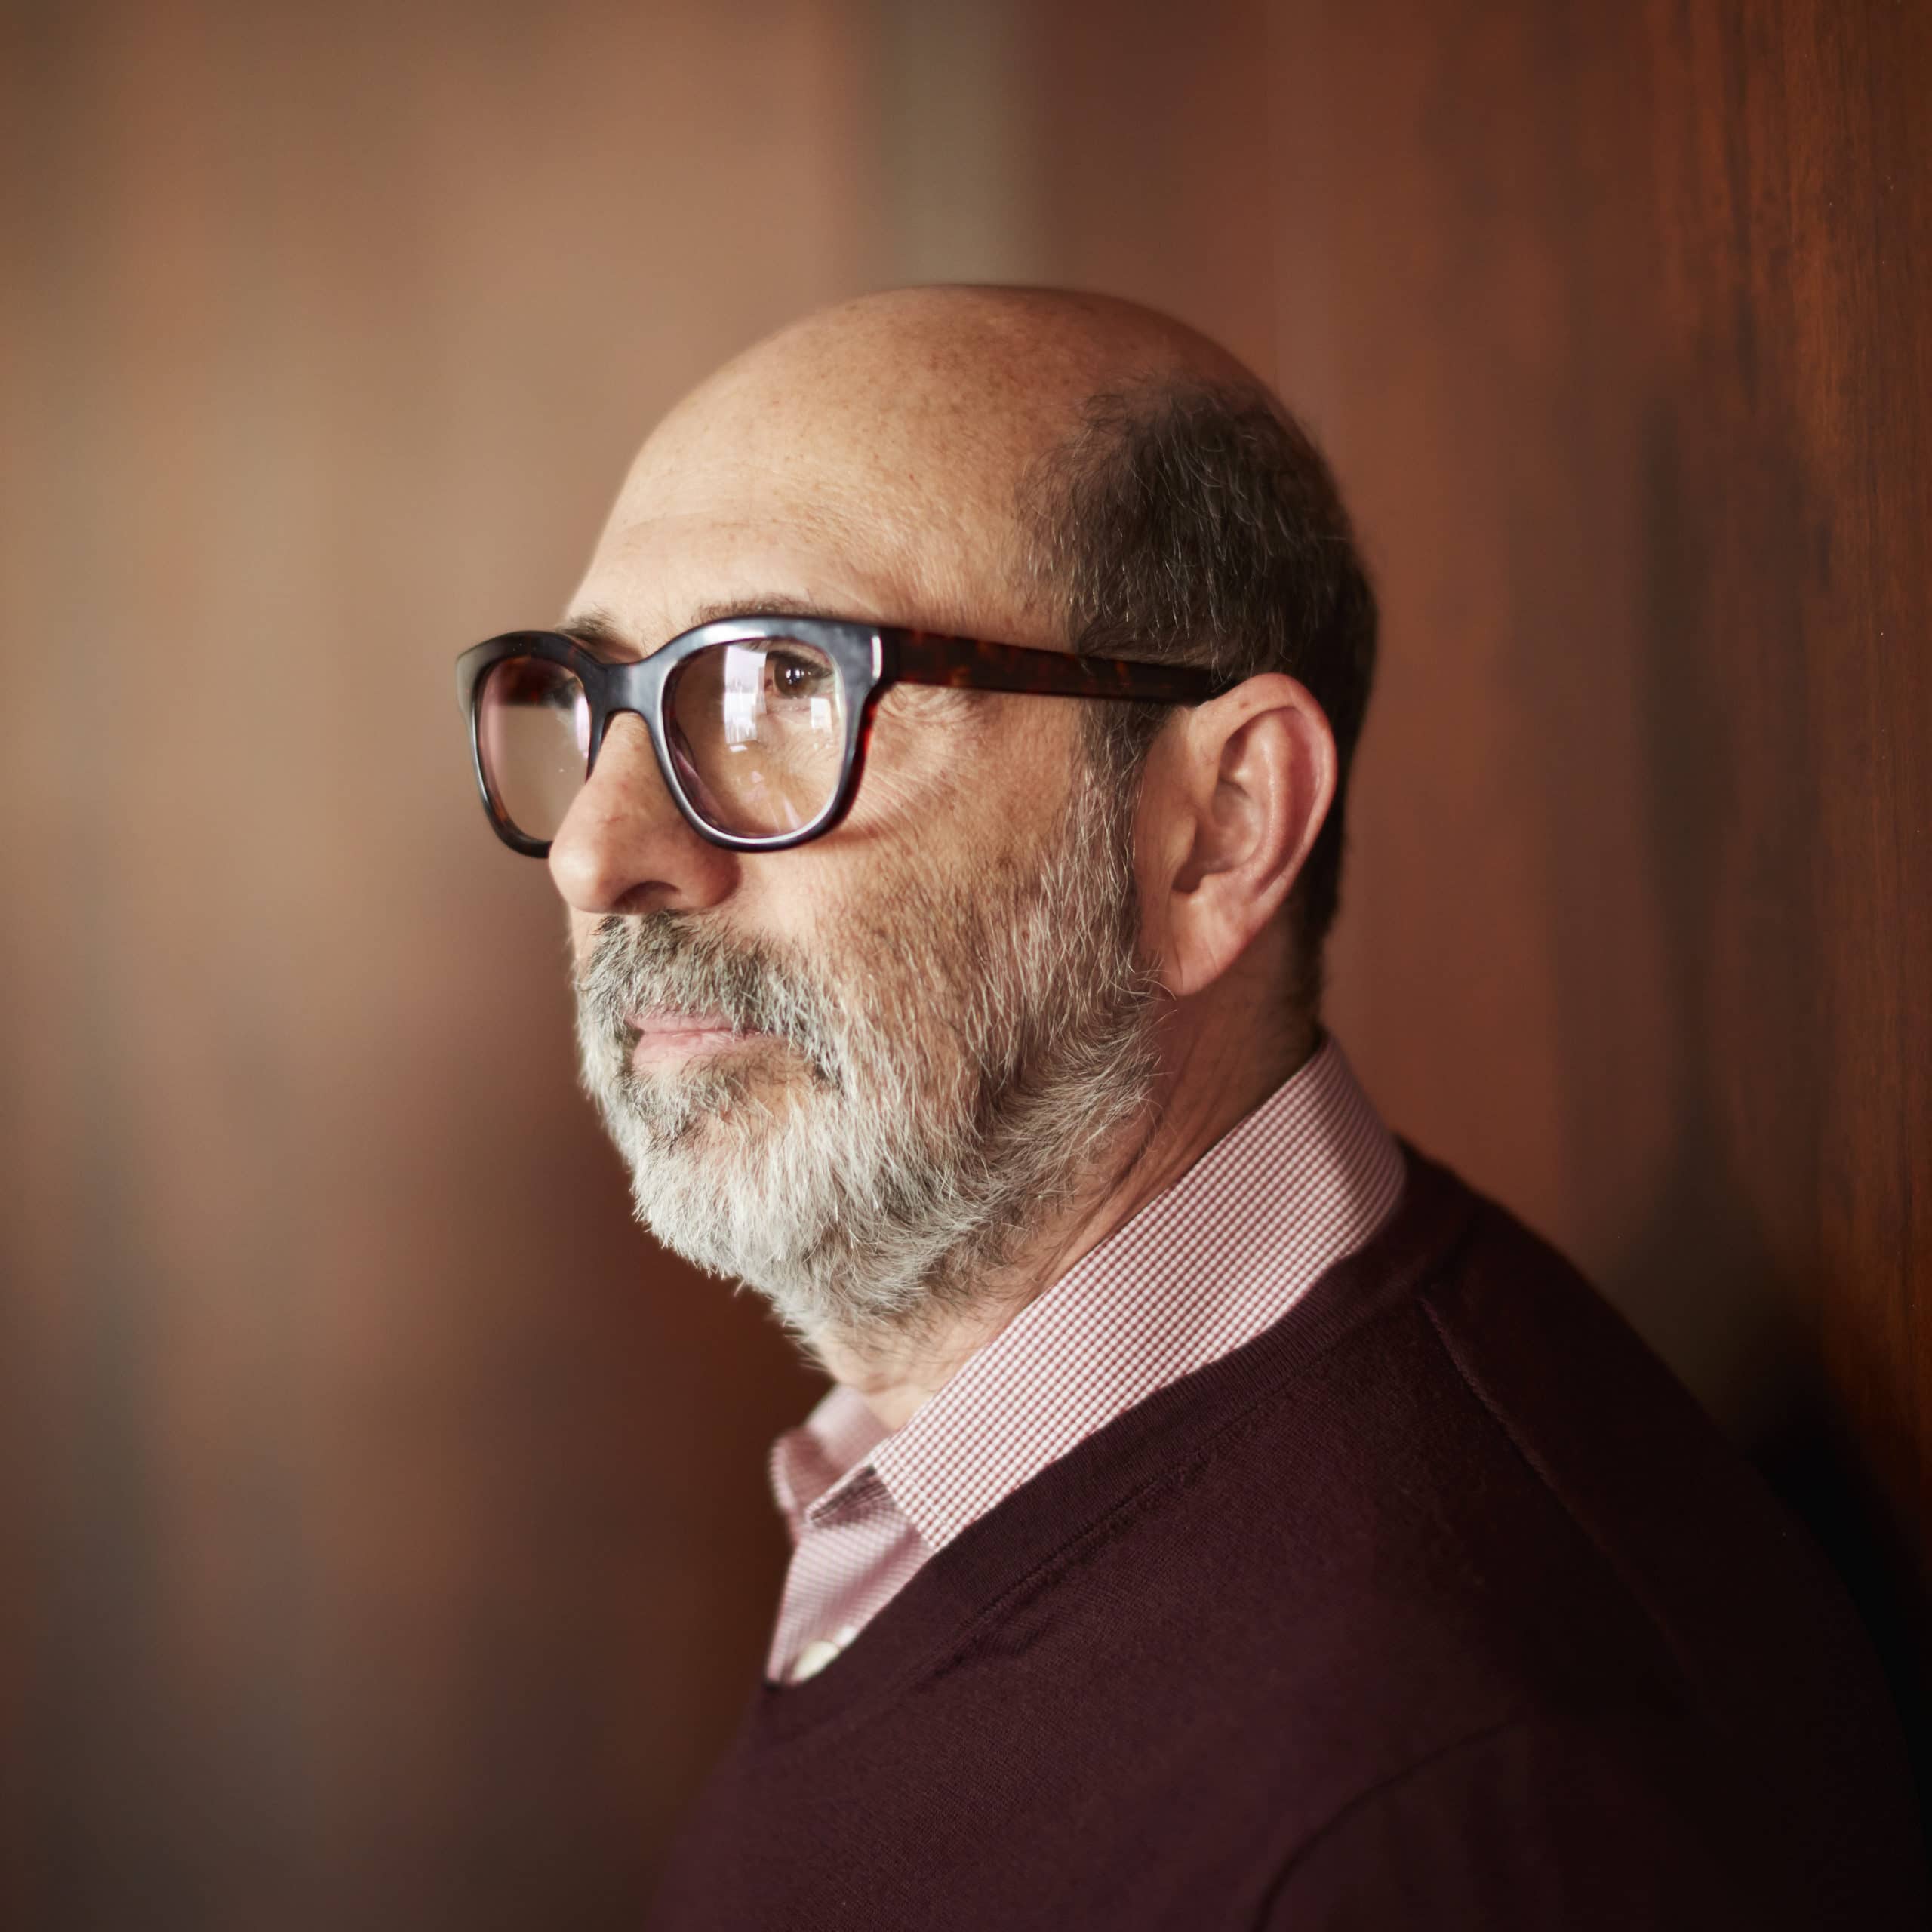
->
[476, 639, 849, 844]
[478, 656, 590, 842]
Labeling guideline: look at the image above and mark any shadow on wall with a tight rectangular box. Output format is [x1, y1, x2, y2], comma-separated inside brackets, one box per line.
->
[1622, 389, 1929, 1807]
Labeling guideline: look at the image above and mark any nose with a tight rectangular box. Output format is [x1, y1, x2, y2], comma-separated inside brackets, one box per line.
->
[547, 711, 738, 918]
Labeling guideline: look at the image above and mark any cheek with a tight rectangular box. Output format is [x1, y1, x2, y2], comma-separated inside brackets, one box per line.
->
[852, 689, 974, 826]
[854, 691, 1078, 860]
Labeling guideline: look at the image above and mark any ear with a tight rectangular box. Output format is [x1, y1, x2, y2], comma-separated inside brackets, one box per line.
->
[1137, 674, 1338, 999]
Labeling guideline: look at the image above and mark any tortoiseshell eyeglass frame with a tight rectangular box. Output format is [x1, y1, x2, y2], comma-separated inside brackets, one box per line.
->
[456, 615, 1237, 857]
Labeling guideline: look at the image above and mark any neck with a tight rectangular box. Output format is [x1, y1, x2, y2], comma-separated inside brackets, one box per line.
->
[812, 1005, 1320, 1431]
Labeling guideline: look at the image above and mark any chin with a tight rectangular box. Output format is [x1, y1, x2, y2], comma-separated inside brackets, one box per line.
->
[617, 1103, 965, 1344]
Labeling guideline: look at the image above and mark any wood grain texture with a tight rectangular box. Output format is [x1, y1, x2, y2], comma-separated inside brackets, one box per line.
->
[1637, 0, 1932, 1758]
[2, 2, 855, 1924]
[3, 0, 1926, 1922]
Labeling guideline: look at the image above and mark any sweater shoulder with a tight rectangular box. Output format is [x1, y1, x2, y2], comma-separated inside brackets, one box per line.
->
[1289, 1155, 1923, 1914]
[1260, 1705, 1919, 1931]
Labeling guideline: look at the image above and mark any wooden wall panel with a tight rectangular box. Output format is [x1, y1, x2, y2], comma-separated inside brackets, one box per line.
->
[2, 2, 865, 1923]
[1638, 0, 1932, 1739]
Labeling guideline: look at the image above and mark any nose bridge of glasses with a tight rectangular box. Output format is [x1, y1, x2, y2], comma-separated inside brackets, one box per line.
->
[586, 701, 664, 788]
[571, 633, 665, 753]
[574, 699, 734, 860]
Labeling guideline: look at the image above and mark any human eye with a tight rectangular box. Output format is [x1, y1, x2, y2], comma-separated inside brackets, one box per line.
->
[762, 647, 835, 703]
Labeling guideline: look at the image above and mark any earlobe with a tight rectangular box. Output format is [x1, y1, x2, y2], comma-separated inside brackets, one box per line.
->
[1150, 676, 1337, 999]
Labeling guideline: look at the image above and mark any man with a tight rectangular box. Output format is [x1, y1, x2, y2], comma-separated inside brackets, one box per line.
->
[457, 288, 1923, 1927]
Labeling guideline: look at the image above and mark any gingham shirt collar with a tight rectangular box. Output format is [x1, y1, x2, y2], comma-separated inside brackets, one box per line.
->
[770, 1035, 1404, 1561]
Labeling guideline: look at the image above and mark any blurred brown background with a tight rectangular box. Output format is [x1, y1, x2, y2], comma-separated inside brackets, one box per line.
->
[3, 0, 1927, 1924]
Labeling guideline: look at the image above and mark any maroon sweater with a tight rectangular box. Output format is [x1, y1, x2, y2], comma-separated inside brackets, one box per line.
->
[646, 1151, 1925, 1928]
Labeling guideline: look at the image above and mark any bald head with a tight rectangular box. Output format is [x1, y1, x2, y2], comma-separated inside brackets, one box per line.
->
[580, 286, 1266, 650]
[655, 285, 1254, 451]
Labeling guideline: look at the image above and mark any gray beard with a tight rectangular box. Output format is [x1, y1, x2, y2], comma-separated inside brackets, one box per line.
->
[573, 757, 1162, 1355]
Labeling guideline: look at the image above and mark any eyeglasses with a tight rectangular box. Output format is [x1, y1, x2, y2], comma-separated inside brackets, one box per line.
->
[455, 615, 1234, 855]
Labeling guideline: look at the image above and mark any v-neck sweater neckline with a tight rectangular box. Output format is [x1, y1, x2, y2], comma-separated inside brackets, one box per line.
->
[744, 1143, 1476, 1746]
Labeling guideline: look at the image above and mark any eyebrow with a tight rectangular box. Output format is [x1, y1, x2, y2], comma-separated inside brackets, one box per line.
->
[559, 595, 871, 654]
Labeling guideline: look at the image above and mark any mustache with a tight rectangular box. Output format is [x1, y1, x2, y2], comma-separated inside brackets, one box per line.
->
[574, 912, 841, 1084]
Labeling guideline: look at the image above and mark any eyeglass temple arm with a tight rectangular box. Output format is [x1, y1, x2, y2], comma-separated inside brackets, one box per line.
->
[884, 629, 1229, 704]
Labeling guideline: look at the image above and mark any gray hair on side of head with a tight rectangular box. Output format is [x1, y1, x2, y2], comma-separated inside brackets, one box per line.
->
[1018, 378, 1380, 1019]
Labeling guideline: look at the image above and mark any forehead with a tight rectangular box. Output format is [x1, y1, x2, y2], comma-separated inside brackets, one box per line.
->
[566, 337, 1072, 652]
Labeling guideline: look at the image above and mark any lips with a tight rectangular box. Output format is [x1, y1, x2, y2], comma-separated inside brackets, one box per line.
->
[629, 1008, 740, 1038]
[626, 1008, 762, 1070]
